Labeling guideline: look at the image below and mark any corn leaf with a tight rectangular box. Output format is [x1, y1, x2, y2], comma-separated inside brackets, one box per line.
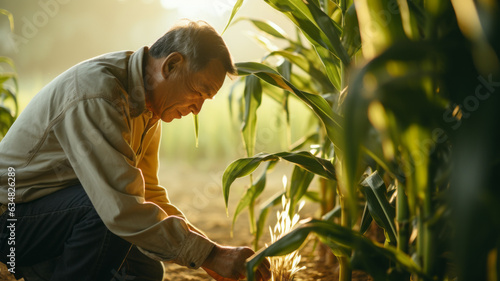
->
[304, 190, 322, 203]
[0, 72, 17, 86]
[255, 191, 285, 248]
[260, 81, 286, 104]
[359, 204, 373, 234]
[262, 0, 345, 88]
[222, 0, 244, 34]
[288, 165, 315, 214]
[242, 75, 262, 157]
[246, 219, 424, 281]
[231, 162, 274, 235]
[353, 0, 406, 59]
[227, 78, 243, 122]
[223, 151, 336, 209]
[264, 0, 350, 66]
[342, 4, 362, 57]
[236, 62, 345, 154]
[234, 18, 288, 39]
[193, 114, 199, 148]
[322, 205, 342, 221]
[360, 170, 397, 244]
[0, 10, 14, 31]
[0, 87, 18, 105]
[0, 57, 16, 71]
[265, 50, 333, 92]
[0, 105, 15, 137]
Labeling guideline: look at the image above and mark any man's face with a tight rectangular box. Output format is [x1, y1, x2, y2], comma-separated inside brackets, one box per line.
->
[148, 57, 226, 123]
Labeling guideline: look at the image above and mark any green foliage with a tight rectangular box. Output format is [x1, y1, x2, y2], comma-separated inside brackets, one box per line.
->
[224, 0, 500, 280]
[0, 10, 18, 139]
[247, 219, 424, 281]
[360, 171, 396, 245]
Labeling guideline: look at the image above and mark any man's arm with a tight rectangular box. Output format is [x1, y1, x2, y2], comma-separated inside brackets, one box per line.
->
[53, 98, 213, 268]
[136, 116, 271, 281]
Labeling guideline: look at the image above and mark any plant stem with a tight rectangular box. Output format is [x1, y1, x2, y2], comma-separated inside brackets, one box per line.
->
[339, 193, 352, 281]
[338, 255, 352, 281]
[396, 180, 409, 254]
[319, 178, 336, 264]
[423, 150, 439, 279]
[248, 174, 258, 250]
[249, 200, 258, 250]
[338, 2, 351, 279]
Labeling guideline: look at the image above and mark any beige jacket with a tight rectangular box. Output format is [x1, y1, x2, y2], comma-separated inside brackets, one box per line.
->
[0, 47, 214, 268]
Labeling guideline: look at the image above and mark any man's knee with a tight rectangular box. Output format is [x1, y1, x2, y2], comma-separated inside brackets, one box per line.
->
[122, 246, 164, 281]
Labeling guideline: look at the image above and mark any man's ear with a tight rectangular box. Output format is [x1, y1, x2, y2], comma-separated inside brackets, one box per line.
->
[161, 52, 184, 79]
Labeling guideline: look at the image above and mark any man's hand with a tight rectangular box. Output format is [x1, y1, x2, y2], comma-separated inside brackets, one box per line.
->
[201, 245, 271, 281]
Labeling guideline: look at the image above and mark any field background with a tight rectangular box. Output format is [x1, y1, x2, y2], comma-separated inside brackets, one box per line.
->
[0, 0, 343, 280]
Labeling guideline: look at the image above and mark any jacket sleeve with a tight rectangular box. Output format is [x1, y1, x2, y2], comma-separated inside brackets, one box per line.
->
[138, 124, 210, 238]
[52, 98, 214, 268]
[137, 123, 186, 218]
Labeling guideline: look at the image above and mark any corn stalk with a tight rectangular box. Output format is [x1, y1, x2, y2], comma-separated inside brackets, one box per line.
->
[223, 0, 500, 280]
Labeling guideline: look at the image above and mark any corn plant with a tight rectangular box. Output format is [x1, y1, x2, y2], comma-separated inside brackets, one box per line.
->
[222, 0, 500, 280]
[266, 193, 306, 281]
[0, 9, 18, 139]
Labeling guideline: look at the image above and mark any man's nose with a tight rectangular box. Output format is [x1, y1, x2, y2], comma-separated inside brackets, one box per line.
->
[191, 98, 205, 115]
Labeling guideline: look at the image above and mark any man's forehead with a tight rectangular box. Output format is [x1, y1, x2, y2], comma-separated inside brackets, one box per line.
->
[200, 77, 224, 98]
[197, 63, 226, 95]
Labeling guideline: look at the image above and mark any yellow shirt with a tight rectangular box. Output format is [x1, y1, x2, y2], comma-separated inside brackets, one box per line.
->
[0, 47, 214, 269]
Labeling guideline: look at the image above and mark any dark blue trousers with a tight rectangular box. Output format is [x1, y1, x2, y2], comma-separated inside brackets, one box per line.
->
[0, 184, 164, 281]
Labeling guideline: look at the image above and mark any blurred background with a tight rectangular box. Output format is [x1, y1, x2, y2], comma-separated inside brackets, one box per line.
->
[0, 0, 314, 220]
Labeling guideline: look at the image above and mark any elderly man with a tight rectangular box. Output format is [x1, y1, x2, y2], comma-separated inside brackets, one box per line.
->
[0, 21, 270, 281]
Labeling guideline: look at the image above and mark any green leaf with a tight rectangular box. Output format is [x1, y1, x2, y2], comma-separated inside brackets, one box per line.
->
[304, 191, 322, 203]
[321, 205, 342, 221]
[263, 0, 350, 66]
[0, 57, 17, 71]
[0, 72, 17, 85]
[260, 81, 286, 104]
[0, 9, 14, 31]
[223, 151, 336, 209]
[342, 42, 440, 228]
[255, 191, 284, 248]
[222, 0, 245, 34]
[290, 132, 320, 151]
[234, 18, 288, 39]
[288, 165, 315, 213]
[304, 0, 350, 65]
[227, 78, 243, 122]
[0, 87, 18, 118]
[0, 87, 17, 104]
[193, 114, 199, 148]
[351, 0, 406, 59]
[235, 62, 345, 154]
[264, 50, 333, 92]
[0, 105, 15, 138]
[241, 75, 262, 157]
[315, 45, 342, 91]
[359, 204, 373, 234]
[246, 219, 425, 281]
[231, 162, 273, 235]
[360, 170, 397, 244]
[223, 156, 271, 211]
[342, 4, 362, 57]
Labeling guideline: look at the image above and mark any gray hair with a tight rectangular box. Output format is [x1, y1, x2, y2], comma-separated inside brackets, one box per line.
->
[149, 20, 236, 75]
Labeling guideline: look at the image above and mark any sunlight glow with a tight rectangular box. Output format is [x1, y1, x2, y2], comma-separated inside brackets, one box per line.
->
[267, 195, 306, 281]
[160, 0, 237, 22]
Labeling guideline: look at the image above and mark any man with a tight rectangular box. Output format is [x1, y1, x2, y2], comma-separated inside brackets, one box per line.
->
[0, 20, 271, 281]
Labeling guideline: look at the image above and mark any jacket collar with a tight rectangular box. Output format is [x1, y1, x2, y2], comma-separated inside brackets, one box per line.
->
[128, 46, 149, 118]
